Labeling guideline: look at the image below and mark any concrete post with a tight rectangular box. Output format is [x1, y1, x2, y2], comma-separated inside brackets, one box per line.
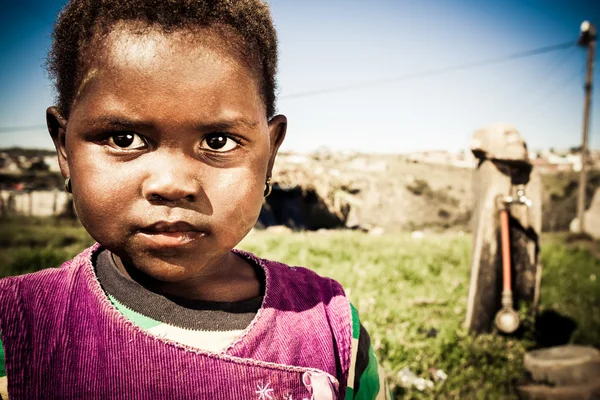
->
[464, 124, 542, 333]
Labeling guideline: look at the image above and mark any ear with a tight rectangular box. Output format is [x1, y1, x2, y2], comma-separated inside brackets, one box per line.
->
[266, 114, 287, 177]
[46, 106, 70, 179]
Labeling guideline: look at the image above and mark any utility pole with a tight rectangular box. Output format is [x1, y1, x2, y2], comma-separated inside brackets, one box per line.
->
[577, 21, 596, 233]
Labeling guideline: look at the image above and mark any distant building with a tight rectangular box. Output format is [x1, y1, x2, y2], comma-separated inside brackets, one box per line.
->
[0, 159, 21, 174]
[0, 189, 71, 217]
[43, 155, 61, 173]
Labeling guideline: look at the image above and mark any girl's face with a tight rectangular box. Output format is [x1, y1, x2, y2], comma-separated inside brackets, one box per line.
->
[48, 25, 286, 282]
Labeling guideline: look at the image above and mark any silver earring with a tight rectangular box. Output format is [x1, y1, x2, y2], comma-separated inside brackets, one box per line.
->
[64, 177, 72, 193]
[264, 177, 272, 197]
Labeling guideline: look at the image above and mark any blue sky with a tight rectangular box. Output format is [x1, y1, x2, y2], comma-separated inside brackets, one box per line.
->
[0, 0, 599, 153]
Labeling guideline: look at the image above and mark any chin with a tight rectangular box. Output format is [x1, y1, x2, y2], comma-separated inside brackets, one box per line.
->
[139, 259, 196, 283]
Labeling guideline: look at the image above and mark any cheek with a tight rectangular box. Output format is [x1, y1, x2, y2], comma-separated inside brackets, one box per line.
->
[68, 153, 138, 238]
[210, 169, 264, 239]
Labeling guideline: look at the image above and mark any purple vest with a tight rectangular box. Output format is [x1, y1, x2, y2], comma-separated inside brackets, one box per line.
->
[0, 244, 352, 399]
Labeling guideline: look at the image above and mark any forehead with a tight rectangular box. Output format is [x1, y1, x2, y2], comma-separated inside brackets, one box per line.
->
[68, 23, 266, 127]
[79, 22, 260, 95]
[71, 23, 265, 118]
[98, 23, 247, 69]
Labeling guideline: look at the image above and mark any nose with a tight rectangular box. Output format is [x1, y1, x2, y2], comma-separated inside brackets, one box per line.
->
[142, 154, 202, 203]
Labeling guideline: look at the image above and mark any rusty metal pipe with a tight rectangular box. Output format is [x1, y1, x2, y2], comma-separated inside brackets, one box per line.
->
[495, 207, 520, 334]
[500, 209, 512, 292]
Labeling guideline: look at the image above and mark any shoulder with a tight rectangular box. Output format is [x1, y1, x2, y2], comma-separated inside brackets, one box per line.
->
[233, 250, 355, 389]
[0, 245, 100, 349]
[235, 249, 347, 303]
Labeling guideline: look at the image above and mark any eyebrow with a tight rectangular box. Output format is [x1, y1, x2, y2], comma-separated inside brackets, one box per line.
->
[83, 115, 260, 131]
[195, 119, 259, 132]
[84, 116, 151, 129]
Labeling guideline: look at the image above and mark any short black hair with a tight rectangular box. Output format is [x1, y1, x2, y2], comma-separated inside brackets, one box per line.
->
[48, 0, 278, 118]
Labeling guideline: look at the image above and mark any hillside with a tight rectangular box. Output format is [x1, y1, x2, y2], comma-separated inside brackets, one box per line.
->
[269, 152, 473, 232]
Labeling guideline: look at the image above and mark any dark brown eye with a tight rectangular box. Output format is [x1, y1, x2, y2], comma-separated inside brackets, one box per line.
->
[108, 133, 145, 149]
[200, 134, 238, 152]
[207, 135, 226, 149]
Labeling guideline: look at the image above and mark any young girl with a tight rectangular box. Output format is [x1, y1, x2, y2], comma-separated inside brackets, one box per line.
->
[0, 1, 389, 399]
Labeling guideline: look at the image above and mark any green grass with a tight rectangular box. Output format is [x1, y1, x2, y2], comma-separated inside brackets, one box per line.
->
[537, 234, 600, 346]
[0, 217, 95, 277]
[1, 218, 599, 399]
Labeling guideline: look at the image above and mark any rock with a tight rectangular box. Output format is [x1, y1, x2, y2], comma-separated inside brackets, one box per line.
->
[584, 189, 600, 239]
[344, 207, 361, 229]
[517, 381, 600, 400]
[570, 217, 581, 234]
[524, 345, 600, 386]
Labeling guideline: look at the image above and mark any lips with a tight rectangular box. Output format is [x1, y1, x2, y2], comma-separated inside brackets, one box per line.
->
[142, 221, 198, 233]
[138, 221, 207, 248]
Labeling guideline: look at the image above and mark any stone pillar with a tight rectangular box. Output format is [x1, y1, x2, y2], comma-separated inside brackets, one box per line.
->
[464, 124, 542, 333]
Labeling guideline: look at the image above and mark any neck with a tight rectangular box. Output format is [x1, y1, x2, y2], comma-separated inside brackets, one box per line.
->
[110, 252, 262, 302]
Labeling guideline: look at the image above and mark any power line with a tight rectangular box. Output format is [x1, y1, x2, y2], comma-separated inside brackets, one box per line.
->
[510, 46, 581, 114]
[540, 45, 578, 77]
[517, 67, 582, 119]
[487, 45, 577, 113]
[0, 125, 47, 133]
[281, 40, 576, 100]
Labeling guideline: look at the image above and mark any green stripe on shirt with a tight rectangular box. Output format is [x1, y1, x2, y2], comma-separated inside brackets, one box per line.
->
[0, 335, 5, 377]
[107, 294, 163, 330]
[355, 343, 381, 399]
[351, 303, 361, 340]
[347, 304, 388, 400]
